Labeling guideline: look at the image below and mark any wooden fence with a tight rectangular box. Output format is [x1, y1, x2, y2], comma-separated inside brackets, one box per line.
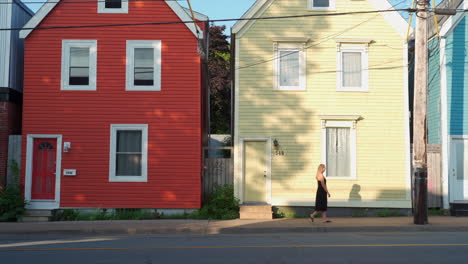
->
[202, 147, 233, 201]
[427, 144, 442, 208]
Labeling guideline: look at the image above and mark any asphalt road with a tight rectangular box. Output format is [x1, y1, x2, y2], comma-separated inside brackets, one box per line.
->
[1, 232, 467, 264]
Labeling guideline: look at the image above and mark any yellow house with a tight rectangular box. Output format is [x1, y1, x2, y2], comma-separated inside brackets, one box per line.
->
[232, 0, 412, 217]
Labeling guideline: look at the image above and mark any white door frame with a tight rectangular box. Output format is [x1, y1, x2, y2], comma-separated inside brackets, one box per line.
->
[239, 137, 272, 204]
[449, 135, 468, 203]
[25, 134, 63, 209]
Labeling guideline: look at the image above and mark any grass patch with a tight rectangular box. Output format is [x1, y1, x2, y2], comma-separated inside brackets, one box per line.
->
[428, 208, 447, 216]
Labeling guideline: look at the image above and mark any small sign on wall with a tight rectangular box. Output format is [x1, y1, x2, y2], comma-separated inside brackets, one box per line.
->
[63, 169, 77, 176]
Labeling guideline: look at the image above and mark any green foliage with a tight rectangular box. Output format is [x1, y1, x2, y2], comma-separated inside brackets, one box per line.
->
[209, 25, 231, 134]
[0, 160, 26, 222]
[0, 185, 26, 222]
[351, 209, 369, 217]
[52, 209, 162, 221]
[428, 208, 447, 216]
[376, 209, 406, 217]
[52, 209, 80, 221]
[195, 184, 239, 220]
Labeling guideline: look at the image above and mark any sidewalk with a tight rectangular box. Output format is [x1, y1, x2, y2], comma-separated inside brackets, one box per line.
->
[1, 216, 467, 236]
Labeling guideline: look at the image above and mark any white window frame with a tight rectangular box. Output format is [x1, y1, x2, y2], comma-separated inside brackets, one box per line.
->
[309, 0, 336, 11]
[274, 42, 306, 91]
[98, 0, 128, 14]
[109, 124, 148, 182]
[126, 40, 162, 91]
[336, 45, 369, 92]
[321, 117, 358, 180]
[61, 40, 97, 91]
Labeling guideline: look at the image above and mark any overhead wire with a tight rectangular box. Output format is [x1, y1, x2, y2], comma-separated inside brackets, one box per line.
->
[1, 8, 416, 31]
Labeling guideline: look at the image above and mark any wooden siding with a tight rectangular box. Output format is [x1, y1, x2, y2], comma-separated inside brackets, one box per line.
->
[0, 1, 12, 88]
[9, 2, 32, 91]
[428, 37, 442, 144]
[235, 0, 410, 207]
[446, 16, 468, 136]
[427, 144, 442, 208]
[22, 0, 202, 208]
[0, 0, 32, 90]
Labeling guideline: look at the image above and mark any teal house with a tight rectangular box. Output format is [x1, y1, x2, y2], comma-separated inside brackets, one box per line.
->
[428, 0, 468, 215]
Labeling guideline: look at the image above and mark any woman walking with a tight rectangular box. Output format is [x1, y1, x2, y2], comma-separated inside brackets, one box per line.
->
[310, 164, 331, 223]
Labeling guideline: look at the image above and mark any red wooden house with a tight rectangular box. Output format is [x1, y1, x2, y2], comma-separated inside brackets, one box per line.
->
[19, 0, 208, 211]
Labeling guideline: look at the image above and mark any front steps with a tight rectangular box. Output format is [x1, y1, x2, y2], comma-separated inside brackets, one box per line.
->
[450, 202, 468, 216]
[239, 204, 273, 220]
[20, 209, 53, 222]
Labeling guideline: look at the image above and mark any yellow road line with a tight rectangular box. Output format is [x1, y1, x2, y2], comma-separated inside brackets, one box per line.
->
[1, 244, 468, 252]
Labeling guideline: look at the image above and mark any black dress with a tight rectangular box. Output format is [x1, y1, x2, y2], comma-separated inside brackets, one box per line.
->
[315, 178, 328, 211]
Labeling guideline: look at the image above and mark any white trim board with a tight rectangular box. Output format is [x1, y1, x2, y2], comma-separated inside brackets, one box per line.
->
[20, 0, 204, 39]
[25, 134, 63, 210]
[109, 124, 149, 182]
[271, 198, 412, 208]
[232, 0, 410, 39]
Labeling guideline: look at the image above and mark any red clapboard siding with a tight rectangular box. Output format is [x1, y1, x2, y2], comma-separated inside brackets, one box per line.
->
[21, 0, 202, 209]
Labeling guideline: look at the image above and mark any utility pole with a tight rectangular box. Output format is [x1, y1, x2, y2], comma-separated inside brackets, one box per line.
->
[413, 0, 429, 225]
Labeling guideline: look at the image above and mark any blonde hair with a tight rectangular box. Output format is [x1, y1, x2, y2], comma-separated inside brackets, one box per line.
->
[317, 164, 326, 174]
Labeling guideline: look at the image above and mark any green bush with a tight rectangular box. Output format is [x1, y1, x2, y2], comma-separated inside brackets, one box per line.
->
[195, 184, 239, 220]
[0, 161, 26, 222]
[51, 209, 80, 221]
[0, 185, 26, 222]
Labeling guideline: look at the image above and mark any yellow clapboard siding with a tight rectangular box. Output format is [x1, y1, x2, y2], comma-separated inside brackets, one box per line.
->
[235, 0, 411, 207]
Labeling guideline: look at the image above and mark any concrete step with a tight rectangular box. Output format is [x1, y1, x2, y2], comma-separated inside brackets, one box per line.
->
[20, 216, 51, 222]
[20, 209, 53, 222]
[452, 210, 468, 217]
[24, 209, 53, 217]
[239, 211, 273, 220]
[239, 205, 272, 213]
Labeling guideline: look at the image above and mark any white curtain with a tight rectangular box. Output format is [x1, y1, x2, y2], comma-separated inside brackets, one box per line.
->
[327, 128, 351, 177]
[70, 47, 90, 78]
[116, 131, 142, 176]
[342, 52, 362, 88]
[279, 50, 300, 87]
[134, 48, 154, 83]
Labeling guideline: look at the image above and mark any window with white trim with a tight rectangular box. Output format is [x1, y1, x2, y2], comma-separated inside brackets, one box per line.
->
[98, 0, 128, 13]
[274, 42, 306, 91]
[321, 118, 358, 179]
[109, 124, 148, 182]
[337, 45, 369, 92]
[126, 40, 161, 91]
[309, 0, 336, 11]
[61, 40, 97, 91]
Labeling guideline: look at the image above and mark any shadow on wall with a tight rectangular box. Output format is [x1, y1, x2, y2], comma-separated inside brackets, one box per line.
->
[349, 184, 362, 202]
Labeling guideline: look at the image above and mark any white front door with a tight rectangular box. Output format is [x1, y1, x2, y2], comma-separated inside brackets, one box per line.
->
[450, 137, 468, 202]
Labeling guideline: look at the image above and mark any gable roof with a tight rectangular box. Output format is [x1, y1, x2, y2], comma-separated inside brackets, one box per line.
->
[231, 0, 410, 39]
[19, 0, 205, 39]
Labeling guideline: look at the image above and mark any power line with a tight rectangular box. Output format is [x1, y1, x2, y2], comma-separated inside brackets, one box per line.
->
[0, 9, 413, 31]
[0, 0, 182, 4]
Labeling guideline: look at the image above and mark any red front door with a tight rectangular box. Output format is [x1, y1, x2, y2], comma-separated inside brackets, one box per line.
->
[31, 138, 57, 200]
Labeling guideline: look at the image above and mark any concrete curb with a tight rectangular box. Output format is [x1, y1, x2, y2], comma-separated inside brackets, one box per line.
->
[3, 224, 468, 236]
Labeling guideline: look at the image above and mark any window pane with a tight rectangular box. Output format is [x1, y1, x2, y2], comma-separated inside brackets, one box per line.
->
[105, 0, 122, 8]
[279, 50, 300, 87]
[326, 128, 351, 177]
[116, 154, 142, 176]
[343, 52, 362, 87]
[313, 0, 329, 7]
[69, 47, 89, 85]
[117, 130, 142, 153]
[134, 48, 154, 86]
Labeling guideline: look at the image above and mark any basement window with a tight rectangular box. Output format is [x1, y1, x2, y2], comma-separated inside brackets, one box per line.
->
[98, 0, 128, 13]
